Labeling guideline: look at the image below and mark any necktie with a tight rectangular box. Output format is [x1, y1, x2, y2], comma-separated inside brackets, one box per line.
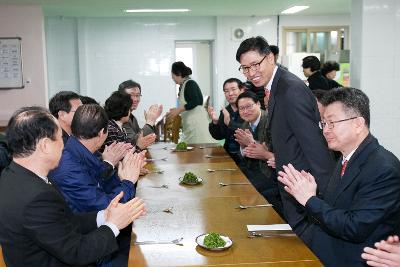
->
[341, 160, 348, 177]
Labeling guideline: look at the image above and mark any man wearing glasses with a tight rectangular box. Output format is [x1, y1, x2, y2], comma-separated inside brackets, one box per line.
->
[118, 79, 162, 150]
[278, 88, 400, 266]
[236, 36, 334, 244]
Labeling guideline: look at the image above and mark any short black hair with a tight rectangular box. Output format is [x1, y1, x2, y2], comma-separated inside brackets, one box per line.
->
[171, 61, 192, 78]
[104, 91, 132, 121]
[49, 91, 81, 118]
[118, 80, 142, 93]
[71, 104, 108, 139]
[236, 36, 271, 62]
[302, 56, 321, 72]
[312, 89, 328, 103]
[322, 87, 370, 128]
[6, 106, 58, 158]
[321, 61, 340, 76]
[236, 90, 260, 107]
[269, 45, 279, 56]
[223, 78, 243, 91]
[80, 95, 99, 105]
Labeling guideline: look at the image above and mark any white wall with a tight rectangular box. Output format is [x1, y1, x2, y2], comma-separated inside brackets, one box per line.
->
[0, 5, 48, 125]
[351, 0, 400, 157]
[44, 14, 352, 125]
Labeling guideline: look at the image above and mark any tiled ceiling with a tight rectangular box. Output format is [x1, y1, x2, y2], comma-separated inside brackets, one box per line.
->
[0, 0, 351, 17]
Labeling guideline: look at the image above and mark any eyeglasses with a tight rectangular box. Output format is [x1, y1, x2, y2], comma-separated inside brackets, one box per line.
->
[238, 103, 255, 112]
[319, 117, 359, 130]
[238, 55, 267, 74]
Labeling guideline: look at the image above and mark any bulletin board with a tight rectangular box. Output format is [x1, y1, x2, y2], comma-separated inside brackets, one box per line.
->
[0, 37, 24, 89]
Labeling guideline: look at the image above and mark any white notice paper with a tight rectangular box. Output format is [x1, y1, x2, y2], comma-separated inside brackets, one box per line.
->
[247, 224, 292, 232]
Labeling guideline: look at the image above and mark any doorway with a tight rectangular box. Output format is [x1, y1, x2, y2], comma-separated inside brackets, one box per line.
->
[175, 41, 213, 106]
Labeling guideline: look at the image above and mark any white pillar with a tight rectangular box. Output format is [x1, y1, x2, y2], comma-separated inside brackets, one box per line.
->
[351, 0, 400, 157]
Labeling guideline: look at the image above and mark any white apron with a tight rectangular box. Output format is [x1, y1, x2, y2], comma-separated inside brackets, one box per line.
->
[178, 79, 216, 144]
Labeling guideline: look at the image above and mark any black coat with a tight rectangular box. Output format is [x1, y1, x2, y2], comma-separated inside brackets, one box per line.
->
[307, 71, 330, 91]
[268, 67, 335, 242]
[305, 135, 400, 266]
[0, 162, 118, 267]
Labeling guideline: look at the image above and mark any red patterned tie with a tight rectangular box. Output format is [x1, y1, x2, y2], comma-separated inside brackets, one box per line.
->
[341, 160, 348, 177]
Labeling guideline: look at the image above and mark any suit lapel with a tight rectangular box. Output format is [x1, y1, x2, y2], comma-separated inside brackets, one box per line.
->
[266, 68, 282, 129]
[332, 134, 379, 203]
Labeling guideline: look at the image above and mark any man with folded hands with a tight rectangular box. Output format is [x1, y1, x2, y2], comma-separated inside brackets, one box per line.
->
[278, 88, 400, 266]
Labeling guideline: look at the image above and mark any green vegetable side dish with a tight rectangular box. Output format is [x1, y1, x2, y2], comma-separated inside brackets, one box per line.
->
[182, 172, 199, 184]
[176, 142, 188, 151]
[203, 232, 227, 248]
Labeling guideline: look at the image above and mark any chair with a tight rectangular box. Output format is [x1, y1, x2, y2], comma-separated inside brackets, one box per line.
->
[0, 246, 6, 267]
[203, 95, 210, 109]
[163, 115, 181, 144]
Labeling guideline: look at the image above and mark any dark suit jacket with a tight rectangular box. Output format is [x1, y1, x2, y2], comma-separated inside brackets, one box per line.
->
[239, 110, 283, 216]
[0, 162, 118, 267]
[305, 134, 400, 266]
[208, 104, 243, 162]
[307, 71, 330, 91]
[268, 67, 334, 241]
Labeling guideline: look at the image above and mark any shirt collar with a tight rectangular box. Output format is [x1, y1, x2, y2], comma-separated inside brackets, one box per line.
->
[250, 111, 262, 128]
[37, 174, 51, 184]
[342, 148, 357, 164]
[265, 65, 278, 91]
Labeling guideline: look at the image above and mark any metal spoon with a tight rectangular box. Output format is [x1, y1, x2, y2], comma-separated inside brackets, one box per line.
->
[163, 207, 173, 214]
[205, 155, 230, 158]
[208, 168, 237, 172]
[236, 204, 273, 209]
[149, 170, 164, 174]
[134, 237, 183, 246]
[146, 157, 168, 162]
[247, 232, 296, 238]
[219, 182, 251, 186]
[149, 184, 169, 189]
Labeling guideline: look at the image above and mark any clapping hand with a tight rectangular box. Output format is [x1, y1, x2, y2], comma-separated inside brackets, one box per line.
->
[207, 106, 219, 124]
[277, 164, 317, 206]
[243, 142, 274, 160]
[234, 128, 254, 147]
[102, 142, 133, 166]
[118, 150, 146, 184]
[221, 107, 230, 126]
[144, 104, 163, 126]
[362, 235, 400, 266]
[137, 132, 156, 150]
[104, 192, 146, 230]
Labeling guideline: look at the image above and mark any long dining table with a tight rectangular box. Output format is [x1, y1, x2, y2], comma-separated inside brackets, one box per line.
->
[128, 142, 322, 267]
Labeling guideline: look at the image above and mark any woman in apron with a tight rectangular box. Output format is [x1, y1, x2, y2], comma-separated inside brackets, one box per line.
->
[167, 61, 216, 144]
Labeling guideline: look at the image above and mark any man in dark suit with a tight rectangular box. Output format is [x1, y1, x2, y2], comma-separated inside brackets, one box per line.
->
[118, 79, 161, 149]
[208, 78, 244, 163]
[236, 36, 334, 243]
[278, 88, 400, 266]
[234, 91, 283, 216]
[0, 106, 146, 267]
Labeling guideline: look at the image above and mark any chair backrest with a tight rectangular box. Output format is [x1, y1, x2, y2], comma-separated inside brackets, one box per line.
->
[163, 115, 181, 143]
[203, 95, 210, 109]
[0, 246, 6, 267]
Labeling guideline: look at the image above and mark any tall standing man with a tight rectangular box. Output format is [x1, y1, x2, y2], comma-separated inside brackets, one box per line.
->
[236, 36, 334, 243]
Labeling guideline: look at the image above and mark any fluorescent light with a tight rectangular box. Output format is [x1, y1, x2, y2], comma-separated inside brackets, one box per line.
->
[281, 6, 309, 14]
[125, 9, 190, 13]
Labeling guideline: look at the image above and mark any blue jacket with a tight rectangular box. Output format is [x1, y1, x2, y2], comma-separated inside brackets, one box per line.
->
[49, 136, 136, 213]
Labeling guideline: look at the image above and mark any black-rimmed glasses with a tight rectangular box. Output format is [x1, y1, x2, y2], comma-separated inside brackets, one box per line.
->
[238, 55, 267, 74]
[319, 117, 359, 130]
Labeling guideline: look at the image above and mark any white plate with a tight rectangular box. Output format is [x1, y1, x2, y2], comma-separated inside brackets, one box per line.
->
[196, 234, 233, 251]
[170, 146, 194, 152]
[179, 176, 203, 185]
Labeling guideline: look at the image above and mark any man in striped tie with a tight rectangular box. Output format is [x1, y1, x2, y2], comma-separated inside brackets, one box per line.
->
[277, 88, 400, 266]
